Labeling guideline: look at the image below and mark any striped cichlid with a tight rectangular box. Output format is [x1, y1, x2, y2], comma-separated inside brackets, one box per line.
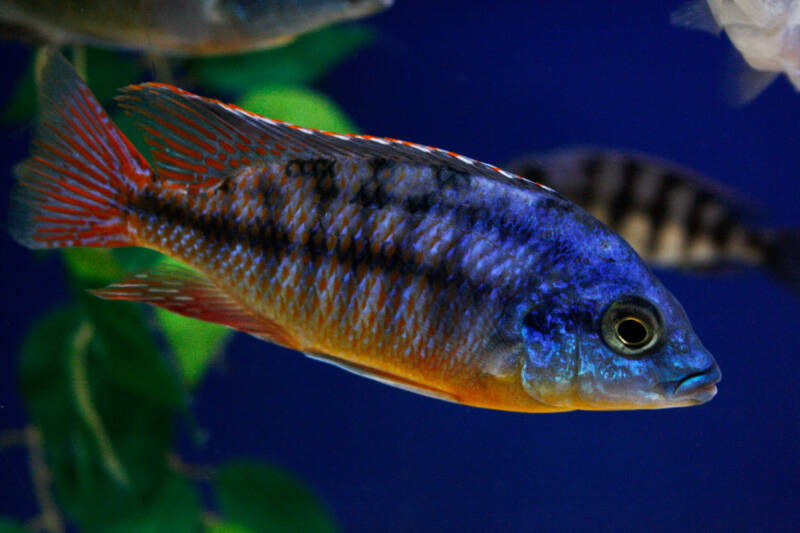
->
[0, 0, 392, 55]
[507, 147, 800, 296]
[8, 51, 720, 413]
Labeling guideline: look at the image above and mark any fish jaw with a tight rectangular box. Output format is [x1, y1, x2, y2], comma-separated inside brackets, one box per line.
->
[566, 336, 720, 410]
[512, 267, 722, 412]
[659, 361, 721, 406]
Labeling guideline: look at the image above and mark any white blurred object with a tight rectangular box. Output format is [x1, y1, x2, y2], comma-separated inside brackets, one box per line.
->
[672, 0, 800, 103]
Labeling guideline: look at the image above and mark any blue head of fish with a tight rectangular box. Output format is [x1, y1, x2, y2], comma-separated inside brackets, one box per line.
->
[513, 211, 720, 411]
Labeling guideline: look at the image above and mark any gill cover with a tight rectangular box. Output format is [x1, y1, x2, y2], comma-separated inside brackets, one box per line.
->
[519, 295, 589, 407]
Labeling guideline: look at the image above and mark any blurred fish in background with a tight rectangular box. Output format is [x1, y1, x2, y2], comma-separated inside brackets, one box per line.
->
[0, 0, 393, 55]
[507, 148, 800, 296]
[671, 0, 800, 103]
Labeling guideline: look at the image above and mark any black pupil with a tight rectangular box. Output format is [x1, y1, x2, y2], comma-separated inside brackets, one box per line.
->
[617, 318, 648, 346]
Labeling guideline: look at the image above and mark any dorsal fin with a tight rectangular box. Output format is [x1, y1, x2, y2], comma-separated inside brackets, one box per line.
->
[89, 263, 298, 349]
[115, 82, 524, 191]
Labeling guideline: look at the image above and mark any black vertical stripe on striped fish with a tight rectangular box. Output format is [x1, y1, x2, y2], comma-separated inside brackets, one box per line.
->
[645, 172, 683, 255]
[578, 155, 603, 206]
[711, 212, 736, 249]
[684, 190, 714, 245]
[608, 160, 642, 227]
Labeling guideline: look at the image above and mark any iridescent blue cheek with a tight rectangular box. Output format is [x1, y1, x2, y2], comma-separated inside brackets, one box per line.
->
[519, 306, 580, 406]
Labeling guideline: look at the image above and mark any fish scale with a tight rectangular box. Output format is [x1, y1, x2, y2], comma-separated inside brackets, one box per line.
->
[130, 157, 511, 382]
[508, 148, 770, 271]
[9, 51, 723, 412]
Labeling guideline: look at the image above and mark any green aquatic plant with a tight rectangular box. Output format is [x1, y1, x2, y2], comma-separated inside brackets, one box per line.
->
[186, 25, 375, 93]
[1, 23, 370, 532]
[237, 85, 358, 134]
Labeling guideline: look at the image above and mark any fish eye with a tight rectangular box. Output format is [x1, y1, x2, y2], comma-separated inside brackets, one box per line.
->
[615, 317, 650, 347]
[600, 296, 662, 357]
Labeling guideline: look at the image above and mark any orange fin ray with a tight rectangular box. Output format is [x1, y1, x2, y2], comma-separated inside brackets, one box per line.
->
[90, 263, 297, 348]
[9, 49, 151, 250]
[114, 82, 521, 192]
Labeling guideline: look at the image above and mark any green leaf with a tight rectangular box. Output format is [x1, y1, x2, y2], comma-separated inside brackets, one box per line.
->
[0, 517, 31, 533]
[111, 109, 153, 166]
[214, 461, 338, 533]
[77, 292, 185, 408]
[83, 48, 144, 107]
[19, 306, 179, 530]
[61, 247, 161, 287]
[62, 248, 125, 285]
[112, 247, 163, 273]
[205, 519, 257, 533]
[104, 474, 203, 533]
[237, 86, 357, 133]
[188, 25, 374, 92]
[156, 308, 231, 387]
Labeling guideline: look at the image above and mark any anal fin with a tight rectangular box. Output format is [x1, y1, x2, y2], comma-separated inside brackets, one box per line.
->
[303, 352, 460, 404]
[90, 263, 297, 349]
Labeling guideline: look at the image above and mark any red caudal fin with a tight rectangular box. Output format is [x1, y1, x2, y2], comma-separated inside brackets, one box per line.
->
[9, 49, 151, 250]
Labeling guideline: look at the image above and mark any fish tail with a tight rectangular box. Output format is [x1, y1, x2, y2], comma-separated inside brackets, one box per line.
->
[766, 230, 800, 298]
[9, 49, 151, 250]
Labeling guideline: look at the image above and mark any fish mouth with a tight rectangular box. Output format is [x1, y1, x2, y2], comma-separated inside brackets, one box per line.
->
[666, 363, 722, 405]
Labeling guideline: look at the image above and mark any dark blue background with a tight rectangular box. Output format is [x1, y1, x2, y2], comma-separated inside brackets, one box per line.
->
[2, 2, 799, 532]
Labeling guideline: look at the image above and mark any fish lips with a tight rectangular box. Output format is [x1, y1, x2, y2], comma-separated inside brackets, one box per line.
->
[662, 362, 722, 405]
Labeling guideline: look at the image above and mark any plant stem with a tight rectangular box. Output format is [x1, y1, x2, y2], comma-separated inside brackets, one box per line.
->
[168, 452, 216, 481]
[69, 321, 130, 487]
[26, 426, 65, 533]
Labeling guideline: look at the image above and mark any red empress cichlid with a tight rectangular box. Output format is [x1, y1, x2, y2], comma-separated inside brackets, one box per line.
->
[9, 51, 721, 413]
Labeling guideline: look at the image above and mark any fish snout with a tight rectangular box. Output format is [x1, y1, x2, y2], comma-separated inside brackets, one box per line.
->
[664, 362, 721, 405]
